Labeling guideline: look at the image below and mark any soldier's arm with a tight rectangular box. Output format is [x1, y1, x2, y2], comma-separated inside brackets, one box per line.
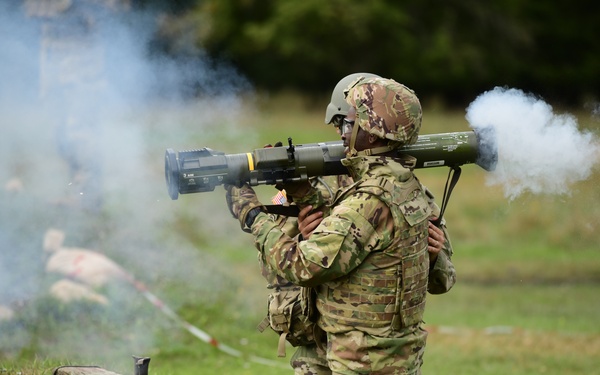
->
[258, 175, 347, 288]
[251, 194, 386, 287]
[423, 186, 457, 294]
[257, 213, 298, 289]
[285, 175, 353, 212]
[427, 224, 456, 294]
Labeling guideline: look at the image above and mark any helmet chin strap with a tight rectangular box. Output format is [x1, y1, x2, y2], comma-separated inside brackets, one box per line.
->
[356, 145, 394, 156]
[347, 122, 361, 157]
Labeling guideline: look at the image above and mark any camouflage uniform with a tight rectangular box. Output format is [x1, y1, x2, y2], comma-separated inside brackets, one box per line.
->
[286, 175, 456, 296]
[252, 156, 432, 374]
[25, 0, 129, 211]
[230, 78, 456, 374]
[258, 175, 353, 374]
[244, 78, 445, 374]
[259, 173, 455, 374]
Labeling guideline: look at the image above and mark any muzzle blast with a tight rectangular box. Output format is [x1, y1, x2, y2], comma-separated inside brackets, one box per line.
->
[165, 129, 497, 201]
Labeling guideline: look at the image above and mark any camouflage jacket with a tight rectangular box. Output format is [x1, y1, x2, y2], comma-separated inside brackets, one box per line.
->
[258, 175, 353, 289]
[259, 173, 455, 295]
[252, 156, 446, 334]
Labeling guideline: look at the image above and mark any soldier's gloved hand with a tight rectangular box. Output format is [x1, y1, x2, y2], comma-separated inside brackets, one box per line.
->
[264, 141, 312, 202]
[225, 184, 266, 233]
[275, 180, 313, 202]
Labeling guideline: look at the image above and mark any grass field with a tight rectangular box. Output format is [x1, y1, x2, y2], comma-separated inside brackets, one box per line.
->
[1, 93, 599, 374]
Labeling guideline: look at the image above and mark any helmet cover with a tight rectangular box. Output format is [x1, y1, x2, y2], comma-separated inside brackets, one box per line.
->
[345, 77, 422, 146]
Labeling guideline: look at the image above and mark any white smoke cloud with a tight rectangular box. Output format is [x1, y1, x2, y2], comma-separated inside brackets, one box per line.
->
[466, 87, 600, 199]
[0, 2, 254, 364]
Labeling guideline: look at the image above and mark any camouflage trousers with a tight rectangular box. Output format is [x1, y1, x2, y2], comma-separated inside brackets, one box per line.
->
[291, 343, 330, 375]
[325, 327, 428, 375]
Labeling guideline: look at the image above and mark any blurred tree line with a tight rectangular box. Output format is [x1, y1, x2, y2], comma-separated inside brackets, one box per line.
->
[135, 0, 598, 107]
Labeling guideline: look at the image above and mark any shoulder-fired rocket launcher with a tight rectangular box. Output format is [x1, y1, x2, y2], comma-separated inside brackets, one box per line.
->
[164, 128, 497, 201]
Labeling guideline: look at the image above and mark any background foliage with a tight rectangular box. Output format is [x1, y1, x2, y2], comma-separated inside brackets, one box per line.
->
[136, 0, 600, 106]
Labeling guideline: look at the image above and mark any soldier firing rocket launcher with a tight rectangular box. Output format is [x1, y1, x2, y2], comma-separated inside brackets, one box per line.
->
[164, 128, 497, 202]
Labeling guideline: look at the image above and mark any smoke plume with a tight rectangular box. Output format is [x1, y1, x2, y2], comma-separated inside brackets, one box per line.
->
[466, 87, 600, 199]
[0, 2, 255, 367]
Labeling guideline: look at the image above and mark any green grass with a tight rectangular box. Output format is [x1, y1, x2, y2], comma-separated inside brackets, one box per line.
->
[1, 93, 599, 374]
[424, 283, 600, 333]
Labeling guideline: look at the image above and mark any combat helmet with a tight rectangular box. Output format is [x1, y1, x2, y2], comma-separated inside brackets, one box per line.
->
[344, 77, 422, 156]
[325, 72, 380, 125]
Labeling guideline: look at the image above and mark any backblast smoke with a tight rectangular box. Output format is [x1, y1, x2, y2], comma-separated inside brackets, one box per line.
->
[0, 2, 253, 368]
